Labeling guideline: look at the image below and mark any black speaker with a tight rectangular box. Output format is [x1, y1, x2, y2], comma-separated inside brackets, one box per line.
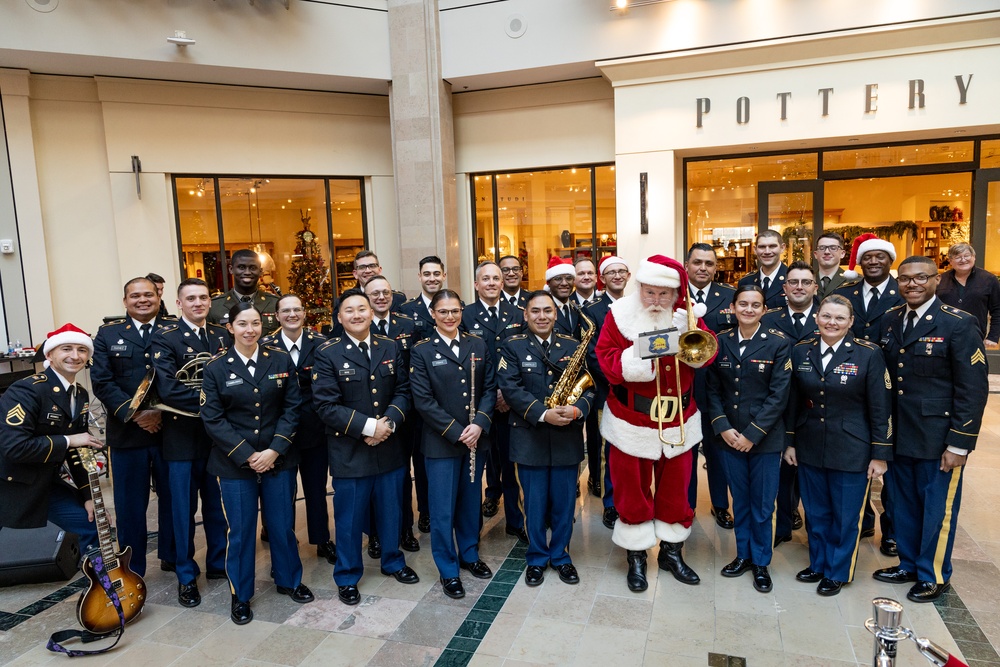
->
[0, 522, 80, 587]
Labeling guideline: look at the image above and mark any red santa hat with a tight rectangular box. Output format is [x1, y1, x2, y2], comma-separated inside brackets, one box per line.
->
[545, 256, 575, 282]
[43, 323, 93, 356]
[634, 255, 707, 317]
[844, 233, 896, 279]
[597, 255, 629, 291]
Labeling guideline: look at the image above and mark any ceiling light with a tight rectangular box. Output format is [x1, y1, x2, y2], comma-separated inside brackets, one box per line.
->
[167, 30, 196, 46]
[611, 0, 676, 10]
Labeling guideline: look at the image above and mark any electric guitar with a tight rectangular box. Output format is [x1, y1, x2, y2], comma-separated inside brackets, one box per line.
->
[74, 447, 146, 634]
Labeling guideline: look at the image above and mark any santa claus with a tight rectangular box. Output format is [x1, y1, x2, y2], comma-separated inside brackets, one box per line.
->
[596, 254, 717, 592]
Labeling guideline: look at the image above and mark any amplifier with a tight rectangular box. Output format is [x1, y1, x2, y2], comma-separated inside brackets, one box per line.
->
[0, 522, 80, 587]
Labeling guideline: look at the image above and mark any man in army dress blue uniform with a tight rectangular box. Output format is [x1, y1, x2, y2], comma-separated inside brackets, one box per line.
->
[208, 249, 279, 333]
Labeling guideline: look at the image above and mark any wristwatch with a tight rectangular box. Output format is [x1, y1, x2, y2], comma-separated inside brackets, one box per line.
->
[385, 418, 396, 433]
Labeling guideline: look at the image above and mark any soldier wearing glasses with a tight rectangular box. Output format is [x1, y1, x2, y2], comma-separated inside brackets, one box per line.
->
[545, 258, 582, 339]
[499, 255, 528, 309]
[324, 251, 406, 339]
[814, 232, 848, 300]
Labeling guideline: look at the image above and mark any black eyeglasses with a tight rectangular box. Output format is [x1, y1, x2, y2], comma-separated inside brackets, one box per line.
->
[500, 266, 522, 275]
[896, 274, 937, 285]
[356, 263, 379, 272]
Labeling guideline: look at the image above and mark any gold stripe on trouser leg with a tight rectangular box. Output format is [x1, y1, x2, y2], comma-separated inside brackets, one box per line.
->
[598, 408, 607, 497]
[771, 495, 778, 543]
[217, 477, 236, 597]
[933, 465, 963, 584]
[847, 478, 873, 582]
[514, 463, 527, 536]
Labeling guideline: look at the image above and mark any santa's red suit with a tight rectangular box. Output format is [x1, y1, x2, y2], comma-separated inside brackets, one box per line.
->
[596, 263, 717, 553]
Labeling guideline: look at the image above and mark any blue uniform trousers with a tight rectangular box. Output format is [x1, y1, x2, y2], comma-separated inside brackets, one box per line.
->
[47, 484, 99, 553]
[516, 463, 577, 568]
[689, 431, 730, 511]
[297, 446, 331, 545]
[219, 470, 302, 602]
[109, 445, 175, 576]
[798, 463, 869, 583]
[425, 449, 485, 579]
[402, 419, 429, 529]
[774, 460, 801, 538]
[167, 458, 226, 585]
[861, 474, 894, 539]
[890, 455, 964, 584]
[486, 415, 524, 528]
[332, 467, 406, 586]
[587, 406, 615, 510]
[719, 448, 780, 566]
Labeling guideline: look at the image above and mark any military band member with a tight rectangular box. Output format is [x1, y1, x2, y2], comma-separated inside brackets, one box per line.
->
[814, 232, 848, 300]
[499, 291, 593, 586]
[499, 255, 529, 309]
[573, 258, 601, 307]
[584, 255, 632, 529]
[707, 286, 791, 594]
[462, 261, 526, 541]
[207, 249, 279, 333]
[410, 289, 497, 599]
[260, 294, 335, 565]
[353, 251, 407, 312]
[201, 302, 313, 625]
[785, 295, 891, 597]
[596, 256, 717, 593]
[738, 230, 788, 309]
[147, 272, 171, 317]
[545, 257, 581, 338]
[151, 278, 229, 608]
[0, 324, 102, 552]
[873, 257, 989, 603]
[91, 277, 175, 576]
[685, 244, 735, 529]
[312, 290, 417, 605]
[761, 261, 819, 547]
[364, 275, 421, 553]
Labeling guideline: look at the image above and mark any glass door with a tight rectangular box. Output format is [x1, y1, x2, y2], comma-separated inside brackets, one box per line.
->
[974, 168, 1000, 275]
[757, 180, 824, 267]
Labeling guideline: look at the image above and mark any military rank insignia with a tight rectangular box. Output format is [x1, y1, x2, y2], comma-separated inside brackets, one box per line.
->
[783, 358, 792, 371]
[971, 349, 986, 366]
[6, 403, 25, 426]
[498, 357, 508, 370]
[199, 389, 206, 406]
[884, 369, 892, 389]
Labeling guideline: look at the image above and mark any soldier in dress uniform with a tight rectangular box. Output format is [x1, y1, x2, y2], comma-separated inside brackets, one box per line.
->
[814, 232, 848, 300]
[685, 244, 735, 530]
[91, 277, 176, 576]
[573, 258, 601, 307]
[151, 277, 229, 609]
[462, 261, 526, 541]
[499, 255, 529, 309]
[785, 295, 891, 597]
[737, 229, 788, 309]
[312, 290, 419, 606]
[352, 251, 407, 312]
[260, 294, 335, 566]
[201, 302, 313, 625]
[207, 249, 279, 334]
[761, 261, 819, 547]
[398, 255, 448, 345]
[498, 291, 594, 587]
[583, 255, 631, 530]
[409, 289, 497, 600]
[545, 257, 582, 339]
[147, 272, 171, 317]
[707, 285, 792, 594]
[873, 256, 989, 603]
[0, 324, 102, 552]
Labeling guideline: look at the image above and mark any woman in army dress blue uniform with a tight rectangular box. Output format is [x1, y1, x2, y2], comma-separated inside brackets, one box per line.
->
[707, 285, 791, 593]
[409, 289, 497, 599]
[785, 294, 892, 597]
[201, 302, 313, 624]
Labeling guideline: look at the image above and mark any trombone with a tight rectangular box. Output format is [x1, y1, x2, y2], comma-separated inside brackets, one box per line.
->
[125, 353, 211, 421]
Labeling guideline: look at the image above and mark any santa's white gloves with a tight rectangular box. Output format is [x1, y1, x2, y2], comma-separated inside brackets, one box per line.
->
[621, 344, 656, 382]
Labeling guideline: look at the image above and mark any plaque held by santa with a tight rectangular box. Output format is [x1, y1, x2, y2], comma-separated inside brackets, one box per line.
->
[596, 254, 717, 592]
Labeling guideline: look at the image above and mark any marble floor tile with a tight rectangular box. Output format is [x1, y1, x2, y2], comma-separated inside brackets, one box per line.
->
[776, 598, 857, 662]
[506, 616, 585, 665]
[243, 624, 330, 666]
[103, 640, 189, 667]
[714, 609, 783, 652]
[182, 618, 281, 666]
[144, 608, 228, 648]
[388, 601, 469, 648]
[586, 594, 652, 631]
[475, 612, 525, 657]
[335, 596, 418, 639]
[570, 625, 646, 666]
[296, 633, 385, 667]
[284, 595, 358, 632]
[641, 651, 707, 667]
[363, 640, 442, 667]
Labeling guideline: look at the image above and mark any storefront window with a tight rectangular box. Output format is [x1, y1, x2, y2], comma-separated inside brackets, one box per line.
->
[823, 141, 975, 171]
[983, 180, 1000, 275]
[982, 140, 1000, 169]
[471, 164, 616, 289]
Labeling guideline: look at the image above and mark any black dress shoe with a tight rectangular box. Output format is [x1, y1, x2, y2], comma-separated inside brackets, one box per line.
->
[657, 541, 700, 585]
[796, 567, 823, 583]
[317, 540, 337, 564]
[587, 476, 602, 497]
[399, 531, 420, 552]
[817, 578, 844, 596]
[417, 513, 431, 534]
[859, 527, 876, 539]
[791, 510, 803, 531]
[482, 498, 500, 517]
[441, 577, 465, 599]
[554, 563, 579, 585]
[720, 557, 753, 578]
[773, 533, 792, 548]
[178, 582, 201, 608]
[710, 507, 734, 529]
[231, 596, 253, 625]
[460, 560, 493, 579]
[524, 565, 545, 587]
[752, 565, 772, 593]
[505, 525, 529, 544]
[873, 566, 918, 584]
[206, 570, 227, 580]
[260, 527, 269, 543]
[276, 583, 315, 603]
[907, 580, 950, 603]
[338, 585, 361, 605]
[367, 535, 382, 559]
[880, 538, 898, 557]
[381, 565, 420, 584]
[160, 560, 176, 572]
[602, 506, 619, 530]
[626, 551, 647, 592]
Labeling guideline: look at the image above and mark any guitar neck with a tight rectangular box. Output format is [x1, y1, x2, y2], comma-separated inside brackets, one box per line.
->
[87, 467, 119, 569]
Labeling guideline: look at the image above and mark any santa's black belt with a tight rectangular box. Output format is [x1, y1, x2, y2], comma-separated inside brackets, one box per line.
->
[612, 385, 691, 420]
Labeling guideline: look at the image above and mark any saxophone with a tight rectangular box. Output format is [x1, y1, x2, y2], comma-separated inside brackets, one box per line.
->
[545, 305, 596, 408]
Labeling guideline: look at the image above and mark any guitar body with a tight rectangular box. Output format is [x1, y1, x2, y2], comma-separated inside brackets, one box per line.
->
[76, 546, 146, 634]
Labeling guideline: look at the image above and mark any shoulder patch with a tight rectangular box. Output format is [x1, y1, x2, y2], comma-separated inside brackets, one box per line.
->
[885, 303, 905, 313]
[838, 279, 862, 289]
[854, 338, 877, 349]
[768, 328, 786, 338]
[392, 312, 414, 322]
[794, 338, 814, 346]
[6, 403, 26, 426]
[31, 374, 47, 383]
[160, 324, 179, 333]
[317, 338, 338, 352]
[373, 333, 392, 342]
[508, 333, 528, 341]
[555, 333, 576, 341]
[99, 318, 126, 328]
[402, 297, 421, 306]
[764, 307, 783, 314]
[412, 339, 430, 348]
[941, 303, 971, 319]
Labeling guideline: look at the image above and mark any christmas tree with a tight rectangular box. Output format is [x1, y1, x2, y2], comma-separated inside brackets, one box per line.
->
[287, 211, 333, 328]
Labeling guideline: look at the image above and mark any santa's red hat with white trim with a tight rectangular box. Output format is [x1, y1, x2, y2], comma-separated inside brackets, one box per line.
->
[597, 255, 628, 291]
[844, 233, 896, 279]
[43, 323, 93, 356]
[634, 254, 706, 317]
[545, 256, 575, 282]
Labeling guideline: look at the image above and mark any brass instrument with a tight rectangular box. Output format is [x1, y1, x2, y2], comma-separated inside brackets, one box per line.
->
[125, 353, 212, 421]
[468, 353, 477, 482]
[544, 305, 596, 408]
[676, 293, 718, 366]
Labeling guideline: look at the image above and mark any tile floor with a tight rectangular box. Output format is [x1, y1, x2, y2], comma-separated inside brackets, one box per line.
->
[4, 396, 1000, 666]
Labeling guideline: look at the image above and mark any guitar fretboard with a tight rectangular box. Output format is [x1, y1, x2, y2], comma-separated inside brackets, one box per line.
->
[87, 468, 120, 571]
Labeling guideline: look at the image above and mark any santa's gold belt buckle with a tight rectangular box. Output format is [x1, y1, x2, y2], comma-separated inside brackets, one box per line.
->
[649, 396, 679, 423]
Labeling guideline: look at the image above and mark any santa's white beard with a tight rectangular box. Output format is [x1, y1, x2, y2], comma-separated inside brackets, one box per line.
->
[643, 305, 673, 329]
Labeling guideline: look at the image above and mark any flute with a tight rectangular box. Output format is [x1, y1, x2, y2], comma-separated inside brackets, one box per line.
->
[469, 353, 476, 482]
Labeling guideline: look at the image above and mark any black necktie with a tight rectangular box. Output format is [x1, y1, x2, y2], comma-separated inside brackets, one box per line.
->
[69, 385, 77, 419]
[867, 287, 880, 315]
[509, 296, 517, 306]
[738, 341, 747, 357]
[290, 344, 299, 365]
[359, 341, 370, 360]
[541, 339, 549, 351]
[761, 277, 771, 292]
[821, 276, 831, 292]
[199, 327, 210, 350]
[792, 312, 804, 336]
[695, 290, 705, 304]
[377, 320, 388, 336]
[450, 340, 460, 358]
[140, 323, 152, 339]
[904, 310, 918, 336]
[821, 346, 834, 370]
[241, 295, 252, 304]
[489, 306, 498, 321]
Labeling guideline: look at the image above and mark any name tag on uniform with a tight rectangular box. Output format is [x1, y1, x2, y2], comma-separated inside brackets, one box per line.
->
[226, 378, 244, 387]
[521, 361, 538, 368]
[797, 363, 812, 372]
[110, 344, 128, 352]
[338, 368, 356, 376]
[432, 359, 448, 367]
[718, 361, 731, 368]
[46, 412, 61, 421]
